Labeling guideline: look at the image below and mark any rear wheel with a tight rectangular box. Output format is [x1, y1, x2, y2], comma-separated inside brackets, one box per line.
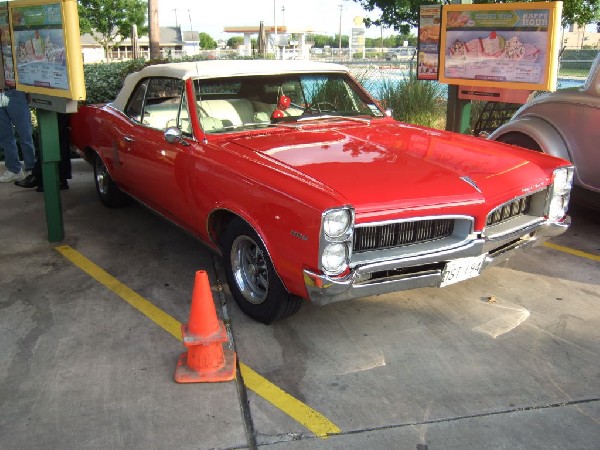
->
[94, 154, 129, 208]
[497, 133, 542, 152]
[222, 219, 302, 324]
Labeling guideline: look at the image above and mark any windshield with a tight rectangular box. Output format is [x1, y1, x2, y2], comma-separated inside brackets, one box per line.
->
[193, 73, 383, 134]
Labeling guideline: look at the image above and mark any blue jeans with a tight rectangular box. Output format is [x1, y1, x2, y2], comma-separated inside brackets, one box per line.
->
[0, 90, 36, 174]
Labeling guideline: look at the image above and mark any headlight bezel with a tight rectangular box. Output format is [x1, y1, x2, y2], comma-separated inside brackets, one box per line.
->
[319, 207, 354, 276]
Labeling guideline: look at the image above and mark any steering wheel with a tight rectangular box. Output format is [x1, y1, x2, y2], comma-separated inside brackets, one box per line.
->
[314, 102, 337, 113]
[289, 102, 337, 115]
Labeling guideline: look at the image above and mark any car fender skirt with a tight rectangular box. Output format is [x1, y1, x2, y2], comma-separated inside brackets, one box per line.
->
[492, 116, 571, 162]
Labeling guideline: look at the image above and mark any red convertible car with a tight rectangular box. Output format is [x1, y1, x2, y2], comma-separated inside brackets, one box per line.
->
[70, 60, 573, 323]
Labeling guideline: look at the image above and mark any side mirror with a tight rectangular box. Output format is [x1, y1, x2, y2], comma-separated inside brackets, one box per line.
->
[384, 108, 393, 117]
[164, 126, 188, 145]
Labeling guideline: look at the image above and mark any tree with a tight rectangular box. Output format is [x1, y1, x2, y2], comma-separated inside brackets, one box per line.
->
[473, 0, 600, 27]
[354, 0, 438, 34]
[227, 36, 244, 49]
[78, 0, 147, 60]
[307, 34, 334, 48]
[199, 32, 217, 50]
[354, 0, 600, 33]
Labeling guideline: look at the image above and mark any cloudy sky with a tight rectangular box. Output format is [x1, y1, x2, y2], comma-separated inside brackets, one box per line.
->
[157, 0, 386, 40]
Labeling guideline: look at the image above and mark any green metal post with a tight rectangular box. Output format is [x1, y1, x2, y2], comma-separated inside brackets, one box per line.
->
[445, 79, 472, 135]
[37, 109, 64, 242]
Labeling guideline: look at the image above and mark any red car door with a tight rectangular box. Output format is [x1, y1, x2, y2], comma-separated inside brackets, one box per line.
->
[118, 77, 197, 230]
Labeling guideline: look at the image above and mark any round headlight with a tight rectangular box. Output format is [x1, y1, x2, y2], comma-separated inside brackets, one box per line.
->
[321, 243, 348, 274]
[323, 209, 351, 239]
[553, 168, 573, 195]
[548, 195, 569, 221]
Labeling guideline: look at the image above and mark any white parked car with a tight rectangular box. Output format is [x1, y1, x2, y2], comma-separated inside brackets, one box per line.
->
[385, 46, 416, 61]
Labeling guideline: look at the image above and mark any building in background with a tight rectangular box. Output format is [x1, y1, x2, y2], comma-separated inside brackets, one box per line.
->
[79, 26, 200, 63]
[562, 23, 600, 49]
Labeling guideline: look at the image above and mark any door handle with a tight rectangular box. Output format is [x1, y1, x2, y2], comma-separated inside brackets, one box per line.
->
[123, 136, 135, 142]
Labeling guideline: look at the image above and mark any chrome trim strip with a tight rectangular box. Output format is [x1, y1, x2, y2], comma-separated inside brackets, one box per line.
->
[304, 218, 569, 306]
[354, 214, 474, 229]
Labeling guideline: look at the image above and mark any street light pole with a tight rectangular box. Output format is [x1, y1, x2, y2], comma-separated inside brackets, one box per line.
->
[274, 0, 278, 59]
[148, 0, 160, 59]
[338, 4, 342, 58]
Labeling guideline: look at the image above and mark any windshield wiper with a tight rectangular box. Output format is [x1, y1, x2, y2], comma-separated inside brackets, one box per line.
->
[296, 114, 372, 124]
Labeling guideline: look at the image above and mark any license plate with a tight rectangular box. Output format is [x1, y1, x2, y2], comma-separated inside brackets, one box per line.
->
[440, 254, 486, 287]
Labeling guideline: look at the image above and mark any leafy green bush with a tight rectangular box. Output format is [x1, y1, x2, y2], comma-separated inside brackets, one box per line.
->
[378, 76, 447, 129]
[82, 54, 259, 104]
[83, 58, 154, 104]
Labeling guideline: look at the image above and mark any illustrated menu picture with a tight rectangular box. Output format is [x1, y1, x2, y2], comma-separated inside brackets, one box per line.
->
[11, 2, 68, 90]
[439, 3, 562, 91]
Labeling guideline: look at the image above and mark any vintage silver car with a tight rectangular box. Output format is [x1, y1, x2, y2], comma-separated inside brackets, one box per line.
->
[489, 52, 600, 208]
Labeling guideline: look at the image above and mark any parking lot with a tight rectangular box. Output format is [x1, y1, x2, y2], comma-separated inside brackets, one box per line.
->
[1, 159, 599, 450]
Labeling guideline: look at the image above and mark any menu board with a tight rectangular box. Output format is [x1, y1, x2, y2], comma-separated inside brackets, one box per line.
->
[11, 2, 69, 90]
[8, 0, 84, 100]
[417, 5, 441, 81]
[438, 2, 562, 91]
[0, 2, 14, 88]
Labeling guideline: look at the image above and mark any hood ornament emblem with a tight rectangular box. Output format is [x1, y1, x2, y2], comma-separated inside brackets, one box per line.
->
[460, 176, 482, 193]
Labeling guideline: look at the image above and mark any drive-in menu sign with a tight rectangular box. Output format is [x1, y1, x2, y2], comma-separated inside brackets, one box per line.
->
[439, 2, 562, 91]
[0, 2, 15, 88]
[11, 2, 69, 90]
[7, 0, 84, 100]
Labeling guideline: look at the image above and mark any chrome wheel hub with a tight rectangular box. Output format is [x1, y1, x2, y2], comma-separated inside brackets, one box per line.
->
[95, 159, 108, 195]
[230, 235, 268, 305]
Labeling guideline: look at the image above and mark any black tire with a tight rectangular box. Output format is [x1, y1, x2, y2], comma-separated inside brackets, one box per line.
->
[497, 133, 542, 152]
[222, 219, 302, 324]
[93, 154, 129, 208]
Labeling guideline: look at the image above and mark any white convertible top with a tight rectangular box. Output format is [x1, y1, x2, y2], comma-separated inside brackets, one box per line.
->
[112, 59, 349, 111]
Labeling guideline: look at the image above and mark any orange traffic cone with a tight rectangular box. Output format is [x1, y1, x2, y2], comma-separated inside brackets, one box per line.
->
[175, 270, 236, 383]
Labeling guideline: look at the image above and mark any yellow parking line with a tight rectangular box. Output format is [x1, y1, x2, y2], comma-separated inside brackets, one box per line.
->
[55, 245, 341, 439]
[55, 245, 182, 340]
[239, 363, 341, 438]
[543, 242, 600, 262]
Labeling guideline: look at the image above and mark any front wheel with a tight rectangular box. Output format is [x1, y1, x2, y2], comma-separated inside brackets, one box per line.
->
[94, 154, 129, 208]
[221, 219, 302, 324]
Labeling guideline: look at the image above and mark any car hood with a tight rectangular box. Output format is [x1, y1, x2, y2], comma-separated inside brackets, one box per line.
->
[230, 121, 552, 218]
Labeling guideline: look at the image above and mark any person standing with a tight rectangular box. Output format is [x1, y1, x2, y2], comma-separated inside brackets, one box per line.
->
[0, 88, 36, 182]
[15, 112, 71, 191]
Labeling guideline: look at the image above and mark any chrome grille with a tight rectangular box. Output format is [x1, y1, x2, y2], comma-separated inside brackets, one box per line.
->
[354, 219, 454, 252]
[486, 196, 531, 227]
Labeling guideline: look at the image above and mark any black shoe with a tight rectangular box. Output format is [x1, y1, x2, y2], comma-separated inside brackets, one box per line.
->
[14, 174, 38, 188]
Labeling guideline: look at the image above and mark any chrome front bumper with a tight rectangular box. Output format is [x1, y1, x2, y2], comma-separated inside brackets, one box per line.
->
[303, 218, 569, 306]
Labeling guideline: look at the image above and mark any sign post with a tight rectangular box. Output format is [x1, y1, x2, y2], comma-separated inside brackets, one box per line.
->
[3, 0, 85, 242]
[37, 108, 63, 240]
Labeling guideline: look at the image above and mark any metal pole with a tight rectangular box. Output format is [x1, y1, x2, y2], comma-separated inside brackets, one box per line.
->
[338, 4, 342, 58]
[148, 0, 160, 59]
[274, 0, 277, 59]
[37, 109, 64, 242]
